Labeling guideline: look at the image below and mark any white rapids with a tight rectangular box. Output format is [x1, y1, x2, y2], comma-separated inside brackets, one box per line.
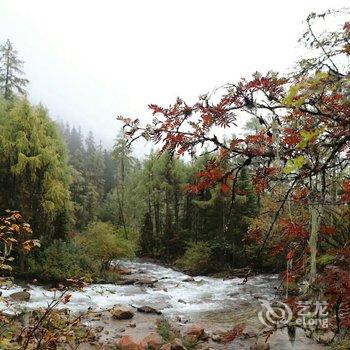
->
[0, 260, 278, 320]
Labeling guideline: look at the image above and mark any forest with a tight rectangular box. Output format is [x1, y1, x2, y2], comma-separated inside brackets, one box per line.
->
[0, 6, 349, 350]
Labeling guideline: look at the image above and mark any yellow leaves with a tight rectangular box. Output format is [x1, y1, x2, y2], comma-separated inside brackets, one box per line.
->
[0, 210, 39, 271]
[283, 72, 331, 108]
[0, 263, 13, 271]
[297, 127, 325, 149]
[283, 155, 307, 175]
[22, 239, 41, 254]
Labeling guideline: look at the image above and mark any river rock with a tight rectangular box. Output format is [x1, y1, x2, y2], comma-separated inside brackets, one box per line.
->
[110, 266, 133, 275]
[117, 335, 141, 350]
[10, 290, 30, 302]
[185, 324, 208, 342]
[175, 315, 189, 324]
[140, 332, 163, 349]
[135, 278, 158, 286]
[137, 306, 162, 315]
[182, 277, 195, 282]
[116, 278, 138, 285]
[110, 306, 134, 320]
[253, 293, 264, 299]
[170, 338, 186, 350]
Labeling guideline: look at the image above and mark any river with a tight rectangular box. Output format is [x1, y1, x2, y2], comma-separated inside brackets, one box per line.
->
[0, 260, 327, 349]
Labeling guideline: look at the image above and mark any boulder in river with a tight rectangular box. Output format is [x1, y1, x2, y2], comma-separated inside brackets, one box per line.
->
[109, 266, 133, 275]
[182, 277, 195, 282]
[140, 332, 163, 349]
[117, 335, 141, 350]
[135, 278, 158, 287]
[185, 324, 208, 342]
[110, 306, 134, 320]
[136, 305, 162, 315]
[116, 278, 138, 286]
[10, 290, 30, 302]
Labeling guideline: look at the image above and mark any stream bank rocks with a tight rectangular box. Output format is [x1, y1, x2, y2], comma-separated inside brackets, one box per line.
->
[9, 290, 31, 302]
[136, 305, 162, 315]
[110, 305, 134, 319]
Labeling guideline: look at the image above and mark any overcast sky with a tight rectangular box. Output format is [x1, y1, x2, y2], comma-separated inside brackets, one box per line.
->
[0, 0, 348, 154]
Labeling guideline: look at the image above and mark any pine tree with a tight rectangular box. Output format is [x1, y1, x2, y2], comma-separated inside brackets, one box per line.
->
[0, 98, 71, 239]
[0, 39, 29, 99]
[140, 211, 154, 255]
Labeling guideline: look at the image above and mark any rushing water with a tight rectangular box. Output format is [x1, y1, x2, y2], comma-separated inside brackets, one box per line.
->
[1, 260, 328, 349]
[0, 260, 278, 319]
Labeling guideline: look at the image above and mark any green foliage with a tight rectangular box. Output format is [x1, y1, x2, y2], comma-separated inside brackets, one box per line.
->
[177, 242, 212, 275]
[157, 318, 171, 342]
[140, 211, 154, 255]
[28, 240, 98, 281]
[0, 98, 72, 239]
[75, 221, 135, 271]
[317, 254, 336, 268]
[331, 340, 350, 350]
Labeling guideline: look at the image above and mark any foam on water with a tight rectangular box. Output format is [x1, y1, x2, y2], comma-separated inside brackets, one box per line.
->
[0, 260, 278, 318]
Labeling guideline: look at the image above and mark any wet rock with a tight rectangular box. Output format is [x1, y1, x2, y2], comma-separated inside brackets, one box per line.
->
[110, 306, 134, 320]
[137, 306, 162, 315]
[185, 324, 208, 342]
[229, 267, 252, 278]
[110, 266, 133, 275]
[10, 290, 30, 302]
[116, 278, 138, 285]
[182, 277, 195, 282]
[140, 332, 163, 349]
[117, 335, 141, 350]
[253, 293, 264, 299]
[135, 278, 158, 286]
[170, 338, 186, 350]
[250, 343, 270, 350]
[175, 315, 189, 324]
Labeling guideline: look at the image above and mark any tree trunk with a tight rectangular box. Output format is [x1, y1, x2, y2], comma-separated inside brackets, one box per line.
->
[308, 203, 323, 283]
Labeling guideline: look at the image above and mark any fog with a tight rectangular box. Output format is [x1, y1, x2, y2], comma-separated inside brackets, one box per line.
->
[0, 0, 348, 154]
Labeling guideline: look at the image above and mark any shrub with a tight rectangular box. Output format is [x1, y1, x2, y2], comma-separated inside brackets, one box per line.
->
[74, 221, 135, 272]
[176, 241, 212, 275]
[28, 240, 98, 281]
